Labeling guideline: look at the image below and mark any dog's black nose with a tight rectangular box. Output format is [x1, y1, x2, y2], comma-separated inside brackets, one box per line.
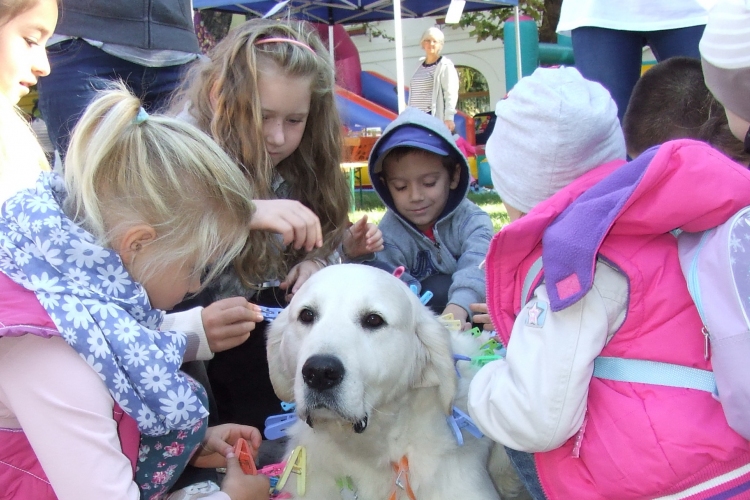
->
[302, 355, 345, 391]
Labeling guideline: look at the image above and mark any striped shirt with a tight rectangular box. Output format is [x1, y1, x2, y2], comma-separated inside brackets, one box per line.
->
[408, 57, 442, 113]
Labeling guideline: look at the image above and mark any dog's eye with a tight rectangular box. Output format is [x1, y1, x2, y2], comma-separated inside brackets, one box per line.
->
[298, 308, 316, 324]
[362, 313, 385, 329]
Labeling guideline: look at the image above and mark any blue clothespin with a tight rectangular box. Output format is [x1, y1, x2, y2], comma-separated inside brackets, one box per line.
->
[452, 354, 471, 378]
[419, 290, 433, 305]
[410, 284, 419, 295]
[281, 401, 296, 412]
[446, 406, 484, 446]
[264, 412, 298, 440]
[260, 305, 283, 321]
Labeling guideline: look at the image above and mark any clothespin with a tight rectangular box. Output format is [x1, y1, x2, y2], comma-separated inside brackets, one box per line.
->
[264, 412, 298, 440]
[233, 437, 257, 475]
[260, 306, 283, 321]
[468, 326, 482, 338]
[419, 290, 433, 305]
[446, 406, 484, 446]
[480, 338, 501, 355]
[471, 355, 501, 367]
[452, 354, 471, 378]
[258, 462, 287, 478]
[273, 446, 306, 496]
[439, 313, 462, 332]
[280, 401, 296, 412]
[393, 266, 405, 279]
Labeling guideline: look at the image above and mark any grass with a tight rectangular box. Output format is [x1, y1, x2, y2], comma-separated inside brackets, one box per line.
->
[351, 189, 510, 232]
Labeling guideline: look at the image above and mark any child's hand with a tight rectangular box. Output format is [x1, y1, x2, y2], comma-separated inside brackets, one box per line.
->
[342, 215, 384, 259]
[443, 304, 470, 331]
[469, 302, 495, 332]
[191, 424, 263, 469]
[280, 259, 325, 300]
[250, 199, 323, 252]
[221, 452, 270, 500]
[202, 298, 263, 353]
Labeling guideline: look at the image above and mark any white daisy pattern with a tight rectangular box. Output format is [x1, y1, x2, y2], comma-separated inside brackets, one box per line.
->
[141, 364, 172, 393]
[0, 174, 208, 437]
[97, 264, 131, 296]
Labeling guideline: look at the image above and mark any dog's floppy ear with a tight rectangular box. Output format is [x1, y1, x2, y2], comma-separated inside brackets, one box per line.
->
[412, 305, 458, 414]
[266, 309, 296, 403]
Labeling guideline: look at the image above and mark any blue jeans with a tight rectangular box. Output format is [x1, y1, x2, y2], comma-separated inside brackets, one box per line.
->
[571, 25, 705, 122]
[37, 38, 193, 155]
[505, 447, 547, 500]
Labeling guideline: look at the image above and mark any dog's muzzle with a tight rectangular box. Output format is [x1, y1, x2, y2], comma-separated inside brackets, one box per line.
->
[302, 354, 345, 391]
[301, 354, 369, 433]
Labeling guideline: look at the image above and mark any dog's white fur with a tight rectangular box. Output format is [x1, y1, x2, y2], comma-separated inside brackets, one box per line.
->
[267, 264, 526, 499]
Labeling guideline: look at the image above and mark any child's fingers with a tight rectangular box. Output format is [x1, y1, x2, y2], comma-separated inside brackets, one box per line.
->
[469, 302, 489, 314]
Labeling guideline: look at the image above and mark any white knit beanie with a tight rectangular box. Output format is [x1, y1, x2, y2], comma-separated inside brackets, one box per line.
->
[486, 67, 625, 214]
[699, 0, 750, 122]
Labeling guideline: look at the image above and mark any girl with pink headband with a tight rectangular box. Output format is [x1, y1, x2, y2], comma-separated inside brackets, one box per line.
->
[168, 19, 383, 446]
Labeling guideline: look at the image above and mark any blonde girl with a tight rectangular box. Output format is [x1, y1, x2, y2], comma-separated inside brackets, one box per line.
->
[171, 19, 382, 431]
[0, 0, 57, 202]
[0, 85, 270, 500]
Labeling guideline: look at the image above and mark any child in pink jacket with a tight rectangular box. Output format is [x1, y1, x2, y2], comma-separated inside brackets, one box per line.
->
[468, 67, 750, 500]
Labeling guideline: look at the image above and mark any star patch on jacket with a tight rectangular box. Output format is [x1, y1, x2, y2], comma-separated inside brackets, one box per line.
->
[525, 300, 548, 328]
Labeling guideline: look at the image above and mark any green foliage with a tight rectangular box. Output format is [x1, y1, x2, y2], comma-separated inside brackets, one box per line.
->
[351, 191, 508, 233]
[455, 0, 546, 42]
[361, 22, 395, 42]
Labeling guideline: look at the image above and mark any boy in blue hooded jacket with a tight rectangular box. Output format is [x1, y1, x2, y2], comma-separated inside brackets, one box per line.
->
[367, 108, 493, 328]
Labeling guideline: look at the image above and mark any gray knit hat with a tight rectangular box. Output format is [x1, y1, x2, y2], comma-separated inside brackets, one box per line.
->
[486, 67, 625, 214]
[699, 0, 750, 122]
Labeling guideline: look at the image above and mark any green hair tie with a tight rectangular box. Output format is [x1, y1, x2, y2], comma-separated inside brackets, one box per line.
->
[134, 107, 149, 124]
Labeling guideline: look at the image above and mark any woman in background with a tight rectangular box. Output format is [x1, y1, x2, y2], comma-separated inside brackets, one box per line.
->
[408, 26, 460, 132]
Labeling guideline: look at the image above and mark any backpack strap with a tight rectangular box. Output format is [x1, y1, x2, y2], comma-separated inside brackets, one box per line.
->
[521, 257, 717, 395]
[593, 357, 717, 394]
[521, 256, 544, 308]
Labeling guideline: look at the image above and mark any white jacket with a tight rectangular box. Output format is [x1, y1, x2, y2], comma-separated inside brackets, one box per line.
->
[468, 260, 628, 452]
[409, 56, 459, 122]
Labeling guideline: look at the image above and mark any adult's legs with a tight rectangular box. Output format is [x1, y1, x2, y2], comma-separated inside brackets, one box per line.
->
[37, 40, 191, 156]
[571, 27, 645, 122]
[646, 25, 705, 62]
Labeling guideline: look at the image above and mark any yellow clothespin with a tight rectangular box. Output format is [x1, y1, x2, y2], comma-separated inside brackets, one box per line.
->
[275, 445, 306, 496]
[439, 313, 462, 332]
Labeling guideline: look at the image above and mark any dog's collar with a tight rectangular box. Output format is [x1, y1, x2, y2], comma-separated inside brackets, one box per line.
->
[389, 456, 417, 500]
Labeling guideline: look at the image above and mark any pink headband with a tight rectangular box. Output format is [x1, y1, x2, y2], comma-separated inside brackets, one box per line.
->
[255, 37, 317, 55]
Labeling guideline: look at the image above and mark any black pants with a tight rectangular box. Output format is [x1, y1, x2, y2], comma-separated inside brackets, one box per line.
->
[206, 287, 286, 430]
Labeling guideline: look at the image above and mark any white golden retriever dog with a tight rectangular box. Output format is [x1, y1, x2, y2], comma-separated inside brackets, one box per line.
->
[267, 264, 527, 499]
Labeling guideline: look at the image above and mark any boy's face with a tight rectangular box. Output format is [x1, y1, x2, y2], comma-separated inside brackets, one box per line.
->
[382, 150, 460, 232]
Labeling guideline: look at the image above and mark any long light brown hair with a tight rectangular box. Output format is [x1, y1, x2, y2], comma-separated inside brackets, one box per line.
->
[171, 19, 350, 285]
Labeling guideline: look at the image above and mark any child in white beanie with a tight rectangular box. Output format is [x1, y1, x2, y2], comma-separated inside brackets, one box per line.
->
[700, 0, 750, 153]
[468, 66, 750, 499]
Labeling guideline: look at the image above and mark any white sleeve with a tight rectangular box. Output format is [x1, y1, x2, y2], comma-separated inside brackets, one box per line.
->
[468, 260, 628, 452]
[441, 59, 460, 121]
[162, 307, 213, 362]
[0, 335, 141, 500]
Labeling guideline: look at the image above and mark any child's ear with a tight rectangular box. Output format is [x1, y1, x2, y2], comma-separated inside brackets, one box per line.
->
[117, 225, 157, 269]
[450, 163, 461, 189]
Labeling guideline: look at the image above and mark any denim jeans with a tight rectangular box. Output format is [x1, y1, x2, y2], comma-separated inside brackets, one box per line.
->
[571, 25, 706, 122]
[37, 38, 193, 155]
[505, 447, 548, 500]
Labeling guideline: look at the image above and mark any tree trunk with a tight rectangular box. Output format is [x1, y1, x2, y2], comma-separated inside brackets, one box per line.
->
[539, 0, 562, 43]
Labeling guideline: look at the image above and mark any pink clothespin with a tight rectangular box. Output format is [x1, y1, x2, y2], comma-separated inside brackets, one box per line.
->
[393, 266, 405, 279]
